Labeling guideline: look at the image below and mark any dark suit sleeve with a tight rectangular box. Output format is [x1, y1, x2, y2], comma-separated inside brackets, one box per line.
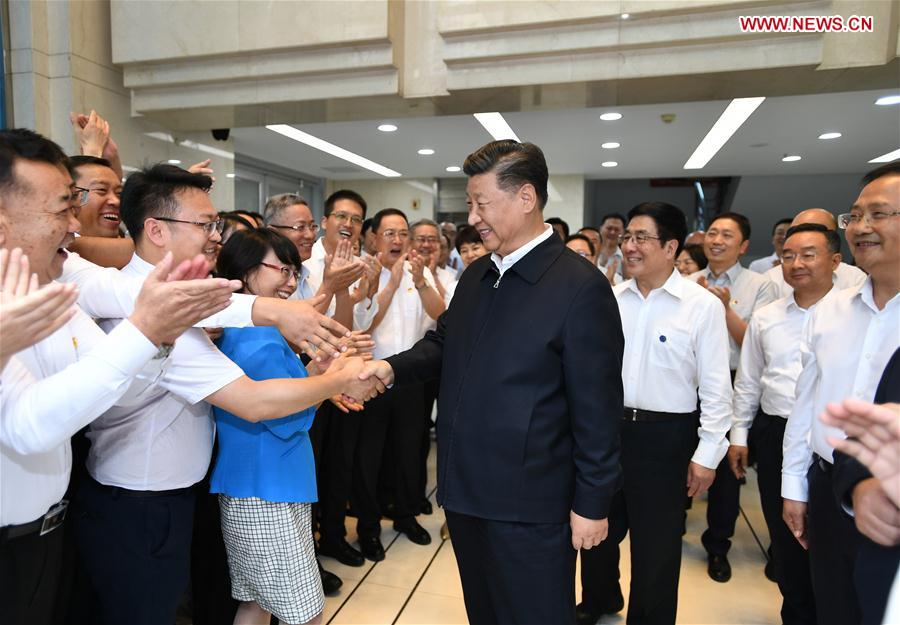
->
[563, 274, 624, 520]
[832, 347, 900, 510]
[385, 309, 446, 387]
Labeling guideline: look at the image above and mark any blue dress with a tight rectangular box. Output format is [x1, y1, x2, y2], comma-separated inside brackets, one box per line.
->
[210, 326, 317, 503]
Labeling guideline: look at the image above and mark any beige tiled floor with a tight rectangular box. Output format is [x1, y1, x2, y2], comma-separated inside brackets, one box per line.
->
[318, 446, 783, 624]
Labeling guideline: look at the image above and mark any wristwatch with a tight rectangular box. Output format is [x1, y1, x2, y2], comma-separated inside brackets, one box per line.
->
[153, 342, 175, 360]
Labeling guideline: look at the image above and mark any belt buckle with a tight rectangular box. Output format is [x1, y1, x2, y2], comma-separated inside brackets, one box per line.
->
[39, 500, 68, 536]
[631, 408, 638, 421]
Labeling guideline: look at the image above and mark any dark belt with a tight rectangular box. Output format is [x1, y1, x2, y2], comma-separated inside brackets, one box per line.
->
[812, 453, 833, 474]
[91, 477, 195, 499]
[0, 500, 67, 542]
[623, 407, 698, 422]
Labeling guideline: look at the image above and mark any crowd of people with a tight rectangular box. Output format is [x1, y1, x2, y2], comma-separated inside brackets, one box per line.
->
[0, 109, 898, 625]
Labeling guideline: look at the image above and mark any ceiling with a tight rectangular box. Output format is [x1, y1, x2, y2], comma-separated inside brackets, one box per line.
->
[232, 88, 900, 181]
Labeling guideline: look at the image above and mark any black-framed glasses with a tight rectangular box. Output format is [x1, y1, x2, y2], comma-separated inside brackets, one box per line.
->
[329, 211, 363, 226]
[71, 186, 90, 207]
[270, 223, 319, 234]
[154, 216, 224, 235]
[259, 262, 301, 281]
[837, 211, 900, 229]
[618, 232, 661, 245]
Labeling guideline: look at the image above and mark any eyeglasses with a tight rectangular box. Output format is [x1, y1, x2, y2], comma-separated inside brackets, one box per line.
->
[573, 250, 591, 258]
[413, 235, 440, 245]
[71, 187, 90, 207]
[329, 211, 363, 226]
[380, 230, 410, 240]
[270, 223, 319, 234]
[154, 216, 224, 235]
[259, 262, 301, 281]
[838, 211, 900, 229]
[781, 251, 819, 264]
[618, 233, 661, 246]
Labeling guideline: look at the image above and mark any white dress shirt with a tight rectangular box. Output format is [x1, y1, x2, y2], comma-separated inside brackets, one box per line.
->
[749, 252, 779, 274]
[490, 224, 555, 280]
[690, 262, 779, 370]
[597, 247, 624, 276]
[369, 263, 440, 361]
[765, 261, 867, 299]
[435, 265, 458, 303]
[88, 254, 245, 491]
[614, 269, 733, 468]
[61, 251, 256, 328]
[1, 309, 158, 525]
[731, 290, 833, 447]
[782, 278, 899, 501]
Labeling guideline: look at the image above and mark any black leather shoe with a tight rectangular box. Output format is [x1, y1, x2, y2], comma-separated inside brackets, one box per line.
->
[359, 535, 385, 562]
[764, 557, 777, 582]
[708, 553, 732, 583]
[318, 561, 343, 596]
[319, 537, 365, 567]
[394, 518, 432, 545]
[420, 498, 433, 515]
[575, 603, 599, 625]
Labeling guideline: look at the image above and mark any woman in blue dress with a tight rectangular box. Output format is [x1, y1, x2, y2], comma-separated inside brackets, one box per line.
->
[211, 228, 355, 625]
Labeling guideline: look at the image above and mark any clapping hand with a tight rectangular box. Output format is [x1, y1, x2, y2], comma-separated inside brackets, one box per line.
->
[324, 239, 365, 293]
[408, 250, 427, 288]
[188, 159, 216, 183]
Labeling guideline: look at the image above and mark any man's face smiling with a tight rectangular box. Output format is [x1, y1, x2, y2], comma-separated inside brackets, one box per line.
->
[3, 159, 81, 284]
[322, 198, 364, 251]
[412, 224, 441, 265]
[155, 188, 221, 265]
[375, 214, 409, 268]
[74, 164, 122, 238]
[845, 174, 900, 278]
[466, 171, 534, 257]
[272, 203, 316, 261]
[704, 217, 747, 269]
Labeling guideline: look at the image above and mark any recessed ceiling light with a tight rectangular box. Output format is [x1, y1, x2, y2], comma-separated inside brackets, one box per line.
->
[599, 112, 622, 121]
[818, 132, 842, 140]
[683, 97, 765, 169]
[875, 95, 900, 106]
[226, 173, 236, 178]
[621, 13, 630, 19]
[167, 159, 182, 165]
[601, 161, 618, 167]
[601, 142, 621, 149]
[417, 148, 435, 156]
[377, 124, 398, 132]
[473, 112, 521, 141]
[869, 147, 900, 163]
[445, 166, 461, 172]
[266, 124, 401, 177]
[782, 155, 802, 162]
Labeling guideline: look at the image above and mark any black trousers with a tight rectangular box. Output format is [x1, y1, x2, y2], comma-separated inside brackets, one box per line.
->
[446, 509, 576, 625]
[352, 385, 425, 539]
[73, 478, 197, 625]
[807, 460, 862, 625]
[318, 404, 361, 543]
[0, 520, 65, 625]
[749, 411, 816, 625]
[420, 378, 439, 499]
[581, 416, 696, 625]
[703, 371, 741, 557]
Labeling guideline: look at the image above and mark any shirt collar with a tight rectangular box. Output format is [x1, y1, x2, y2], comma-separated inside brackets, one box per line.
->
[705, 261, 742, 284]
[856, 276, 899, 313]
[626, 268, 684, 300]
[310, 238, 327, 261]
[490, 224, 555, 277]
[125, 253, 156, 277]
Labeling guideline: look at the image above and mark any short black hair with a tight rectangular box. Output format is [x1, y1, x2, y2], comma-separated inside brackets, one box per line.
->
[600, 213, 627, 228]
[627, 201, 688, 255]
[784, 223, 841, 254]
[579, 226, 600, 236]
[546, 217, 570, 238]
[565, 233, 595, 256]
[682, 243, 708, 270]
[455, 224, 483, 252]
[215, 227, 302, 293]
[0, 128, 69, 198]
[120, 163, 213, 240]
[325, 189, 367, 218]
[709, 211, 751, 242]
[772, 218, 793, 235]
[361, 218, 373, 236]
[371, 208, 408, 233]
[463, 140, 549, 209]
[219, 211, 256, 243]
[861, 161, 900, 186]
[68, 155, 113, 174]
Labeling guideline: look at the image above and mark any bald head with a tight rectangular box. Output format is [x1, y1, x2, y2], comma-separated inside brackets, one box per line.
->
[791, 208, 837, 230]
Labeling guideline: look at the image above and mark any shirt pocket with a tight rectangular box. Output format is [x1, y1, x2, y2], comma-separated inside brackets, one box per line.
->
[648, 327, 692, 371]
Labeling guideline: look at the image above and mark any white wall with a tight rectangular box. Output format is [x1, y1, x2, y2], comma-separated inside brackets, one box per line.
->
[543, 175, 586, 232]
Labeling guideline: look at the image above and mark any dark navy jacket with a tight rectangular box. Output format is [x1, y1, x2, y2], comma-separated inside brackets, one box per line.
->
[386, 234, 624, 524]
